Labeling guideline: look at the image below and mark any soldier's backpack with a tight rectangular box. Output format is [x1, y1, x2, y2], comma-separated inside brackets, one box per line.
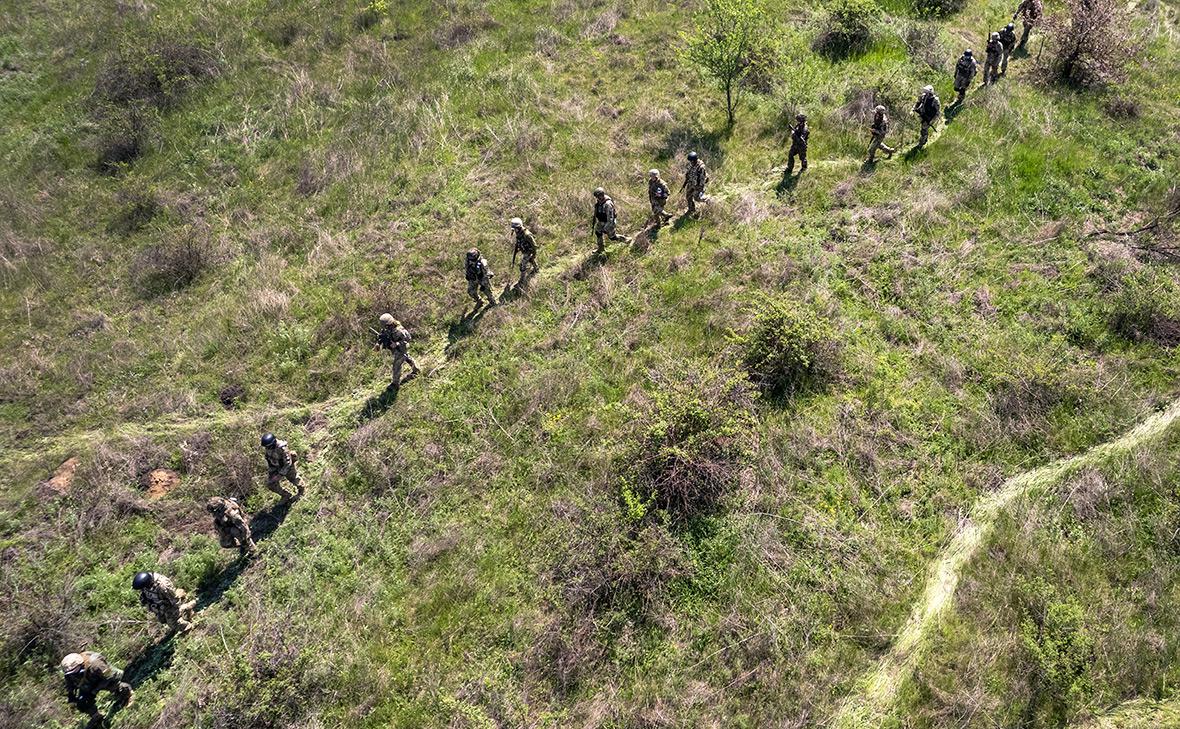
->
[921, 94, 941, 121]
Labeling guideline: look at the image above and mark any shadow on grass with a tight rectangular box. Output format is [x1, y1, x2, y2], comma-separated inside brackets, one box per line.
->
[776, 168, 801, 195]
[568, 252, 606, 280]
[122, 635, 177, 689]
[446, 303, 492, 351]
[656, 124, 730, 170]
[358, 382, 401, 422]
[944, 101, 966, 124]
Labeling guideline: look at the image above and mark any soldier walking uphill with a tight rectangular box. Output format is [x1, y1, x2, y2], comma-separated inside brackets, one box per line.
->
[787, 114, 809, 175]
[681, 151, 709, 215]
[207, 496, 256, 555]
[647, 170, 673, 228]
[260, 432, 303, 504]
[983, 32, 1004, 85]
[913, 86, 941, 148]
[953, 49, 978, 105]
[464, 248, 497, 307]
[60, 652, 132, 728]
[375, 313, 420, 386]
[999, 23, 1018, 74]
[1013, 0, 1042, 49]
[866, 105, 895, 163]
[132, 571, 195, 634]
[510, 217, 539, 285]
[591, 187, 630, 255]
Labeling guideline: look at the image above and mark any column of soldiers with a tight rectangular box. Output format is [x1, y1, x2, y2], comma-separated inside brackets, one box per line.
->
[55, 6, 1044, 724]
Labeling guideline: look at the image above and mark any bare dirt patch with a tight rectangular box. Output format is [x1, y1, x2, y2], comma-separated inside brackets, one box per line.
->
[43, 457, 80, 494]
[142, 468, 181, 500]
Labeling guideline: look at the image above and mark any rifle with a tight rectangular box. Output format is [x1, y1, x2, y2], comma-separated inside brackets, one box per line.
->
[369, 327, 383, 349]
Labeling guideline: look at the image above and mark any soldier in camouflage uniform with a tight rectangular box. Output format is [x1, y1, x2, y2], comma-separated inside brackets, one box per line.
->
[998, 23, 1018, 74]
[376, 313, 420, 386]
[132, 571, 195, 634]
[260, 432, 303, 504]
[510, 217, 539, 284]
[61, 651, 133, 727]
[1013, 0, 1042, 49]
[647, 170, 673, 228]
[591, 187, 630, 254]
[786, 113, 809, 175]
[464, 248, 497, 306]
[206, 496, 256, 555]
[681, 151, 709, 214]
[866, 105, 895, 163]
[912, 86, 941, 147]
[983, 32, 1004, 85]
[953, 49, 978, 105]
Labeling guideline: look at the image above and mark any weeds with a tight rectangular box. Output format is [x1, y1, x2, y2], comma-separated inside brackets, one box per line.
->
[130, 235, 215, 297]
[736, 295, 839, 401]
[1038, 0, 1137, 89]
[813, 0, 880, 59]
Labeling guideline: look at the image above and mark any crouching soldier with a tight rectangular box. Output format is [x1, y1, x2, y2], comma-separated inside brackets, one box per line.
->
[953, 49, 978, 104]
[787, 113, 810, 174]
[260, 432, 303, 504]
[647, 170, 673, 227]
[912, 85, 941, 147]
[207, 496, 256, 555]
[132, 571, 195, 634]
[464, 248, 497, 307]
[61, 651, 133, 728]
[376, 313, 420, 386]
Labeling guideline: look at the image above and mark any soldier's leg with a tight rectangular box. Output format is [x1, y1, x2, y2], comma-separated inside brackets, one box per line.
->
[234, 524, 257, 554]
[286, 464, 304, 497]
[1001, 51, 1010, 75]
[481, 279, 497, 305]
[686, 188, 696, 213]
[918, 121, 930, 146]
[391, 355, 404, 385]
[786, 147, 796, 174]
[594, 231, 605, 254]
[529, 252, 540, 273]
[266, 472, 295, 501]
[800, 146, 807, 170]
[467, 279, 481, 305]
[1019, 23, 1031, 48]
[866, 137, 879, 162]
[404, 353, 420, 375]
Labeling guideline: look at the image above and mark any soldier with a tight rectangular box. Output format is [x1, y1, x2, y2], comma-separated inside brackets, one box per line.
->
[983, 32, 1003, 85]
[786, 113, 809, 175]
[998, 23, 1018, 75]
[591, 187, 630, 254]
[464, 248, 497, 306]
[866, 105, 895, 163]
[680, 151, 709, 215]
[206, 496, 256, 555]
[260, 432, 303, 504]
[912, 85, 941, 148]
[510, 217, 539, 284]
[132, 571, 195, 634]
[375, 313, 419, 386]
[647, 170, 673, 227]
[61, 651, 133, 727]
[953, 49, 978, 105]
[1013, 0, 1042, 49]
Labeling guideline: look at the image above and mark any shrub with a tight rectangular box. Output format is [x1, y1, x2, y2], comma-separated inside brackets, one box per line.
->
[93, 37, 217, 111]
[1109, 269, 1180, 347]
[107, 186, 161, 235]
[813, 0, 880, 59]
[93, 105, 155, 173]
[682, 0, 773, 125]
[620, 364, 758, 520]
[1038, 0, 1136, 89]
[131, 236, 214, 297]
[913, 0, 967, 19]
[737, 296, 838, 399]
[1018, 578, 1095, 726]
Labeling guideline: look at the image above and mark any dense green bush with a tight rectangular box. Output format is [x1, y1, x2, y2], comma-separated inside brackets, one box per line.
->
[1018, 578, 1095, 726]
[813, 0, 880, 58]
[620, 365, 757, 521]
[914, 0, 967, 19]
[736, 296, 838, 400]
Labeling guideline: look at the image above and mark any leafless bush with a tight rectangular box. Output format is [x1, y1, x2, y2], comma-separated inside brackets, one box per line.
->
[1038, 0, 1137, 88]
[130, 235, 215, 296]
[93, 38, 218, 111]
[70, 439, 164, 535]
[901, 21, 947, 70]
[1102, 94, 1139, 119]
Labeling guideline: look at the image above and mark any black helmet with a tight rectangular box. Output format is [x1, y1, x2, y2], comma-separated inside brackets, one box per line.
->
[687, 151, 699, 161]
[261, 432, 277, 448]
[132, 571, 154, 590]
[466, 248, 480, 259]
[964, 48, 972, 56]
[1006, 22, 1014, 30]
[592, 187, 605, 197]
[796, 113, 807, 122]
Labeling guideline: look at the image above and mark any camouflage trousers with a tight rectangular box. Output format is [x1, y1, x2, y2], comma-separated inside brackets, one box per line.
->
[72, 675, 131, 717]
[954, 77, 971, 103]
[983, 56, 1001, 85]
[518, 251, 539, 276]
[685, 185, 705, 213]
[1019, 21, 1034, 48]
[148, 594, 195, 632]
[467, 277, 495, 305]
[216, 522, 256, 554]
[1000, 48, 1012, 74]
[593, 220, 628, 252]
[391, 351, 419, 385]
[649, 200, 672, 226]
[267, 465, 301, 502]
[787, 143, 808, 173]
[866, 134, 894, 162]
[917, 120, 934, 146]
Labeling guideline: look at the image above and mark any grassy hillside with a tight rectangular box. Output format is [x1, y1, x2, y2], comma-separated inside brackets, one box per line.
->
[2, 0, 1179, 726]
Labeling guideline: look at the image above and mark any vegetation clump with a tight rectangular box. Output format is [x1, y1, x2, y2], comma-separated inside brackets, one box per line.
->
[737, 296, 838, 400]
[813, 0, 880, 58]
[1018, 578, 1095, 726]
[1109, 269, 1180, 347]
[131, 236, 214, 297]
[682, 0, 773, 125]
[620, 365, 757, 521]
[1038, 0, 1136, 88]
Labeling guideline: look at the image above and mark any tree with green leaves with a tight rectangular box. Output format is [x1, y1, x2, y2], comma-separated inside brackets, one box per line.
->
[682, 0, 769, 126]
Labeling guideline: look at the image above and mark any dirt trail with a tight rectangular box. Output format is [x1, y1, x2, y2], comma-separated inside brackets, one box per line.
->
[832, 396, 1180, 728]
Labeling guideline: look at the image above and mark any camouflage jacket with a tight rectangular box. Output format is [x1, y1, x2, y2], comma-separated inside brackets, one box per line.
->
[593, 196, 618, 224]
[513, 227, 537, 255]
[999, 27, 1017, 50]
[648, 178, 670, 203]
[1015, 0, 1042, 20]
[213, 499, 249, 530]
[790, 122, 809, 147]
[139, 573, 183, 618]
[64, 652, 118, 700]
[871, 112, 889, 137]
[378, 325, 412, 354]
[955, 56, 978, 84]
[264, 441, 294, 474]
[913, 93, 941, 122]
[986, 37, 1004, 59]
[465, 256, 491, 282]
[684, 160, 709, 190]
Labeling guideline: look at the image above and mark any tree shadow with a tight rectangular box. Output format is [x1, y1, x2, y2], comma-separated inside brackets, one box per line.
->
[357, 382, 401, 422]
[655, 125, 730, 171]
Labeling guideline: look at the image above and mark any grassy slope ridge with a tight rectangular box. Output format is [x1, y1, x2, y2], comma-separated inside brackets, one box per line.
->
[1, 0, 1179, 726]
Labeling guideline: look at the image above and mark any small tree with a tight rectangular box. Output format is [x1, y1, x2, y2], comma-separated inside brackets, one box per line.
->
[1038, 0, 1136, 88]
[682, 0, 770, 126]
